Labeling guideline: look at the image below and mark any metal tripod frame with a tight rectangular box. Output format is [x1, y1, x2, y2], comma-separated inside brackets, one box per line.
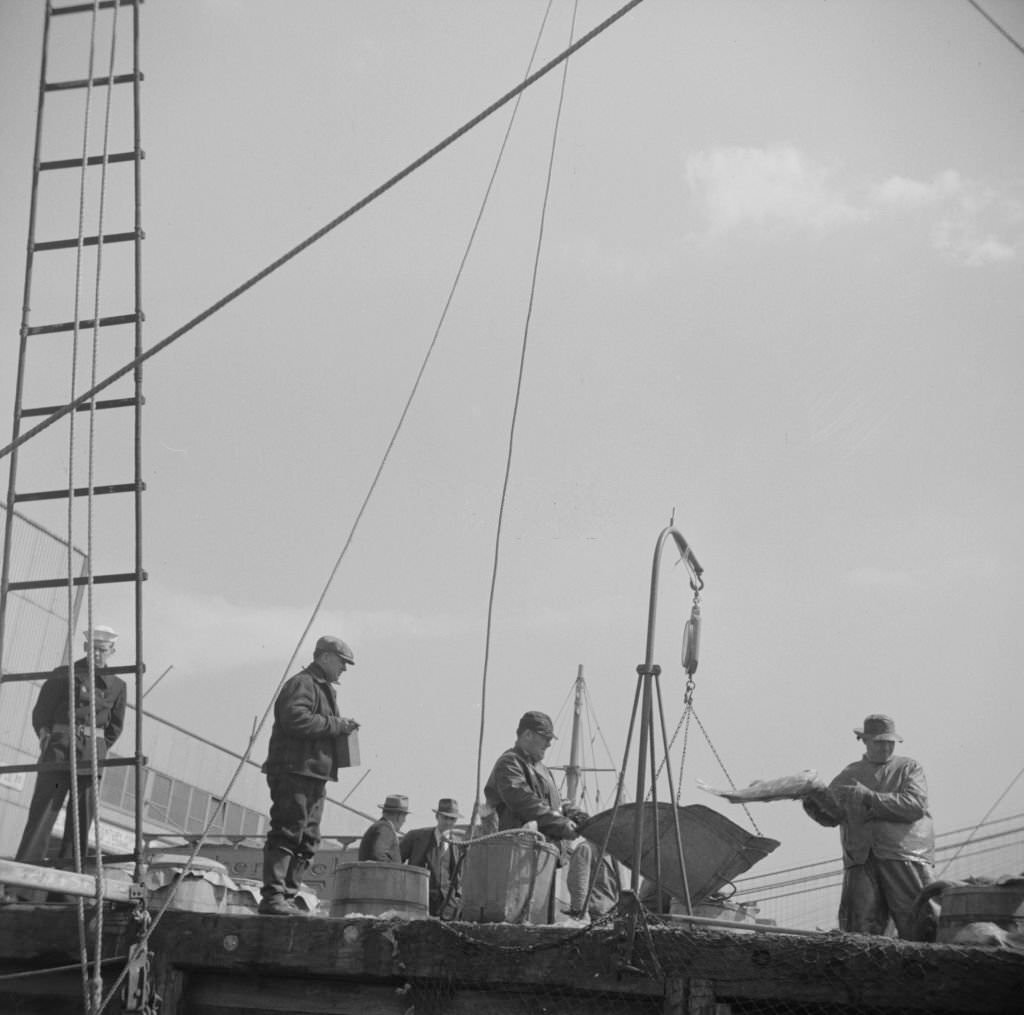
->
[621, 525, 704, 912]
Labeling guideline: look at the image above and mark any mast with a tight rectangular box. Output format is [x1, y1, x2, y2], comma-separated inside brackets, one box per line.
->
[565, 664, 584, 806]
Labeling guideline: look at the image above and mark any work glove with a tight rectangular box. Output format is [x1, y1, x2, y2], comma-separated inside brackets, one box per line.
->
[802, 791, 843, 827]
[839, 781, 872, 809]
[561, 804, 590, 827]
[537, 812, 578, 840]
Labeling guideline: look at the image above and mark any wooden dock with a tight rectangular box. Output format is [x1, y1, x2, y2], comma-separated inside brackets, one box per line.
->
[1, 901, 1021, 1014]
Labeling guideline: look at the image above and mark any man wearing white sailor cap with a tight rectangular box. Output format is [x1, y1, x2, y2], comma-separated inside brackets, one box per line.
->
[15, 624, 127, 867]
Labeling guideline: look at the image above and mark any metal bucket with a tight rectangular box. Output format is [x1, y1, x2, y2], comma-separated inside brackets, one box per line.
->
[936, 883, 1024, 943]
[459, 831, 559, 924]
[331, 861, 428, 919]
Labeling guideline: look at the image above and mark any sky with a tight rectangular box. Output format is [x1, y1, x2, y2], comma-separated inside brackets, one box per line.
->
[1, 0, 1022, 884]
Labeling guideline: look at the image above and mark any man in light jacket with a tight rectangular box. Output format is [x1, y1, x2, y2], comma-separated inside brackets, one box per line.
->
[803, 713, 935, 938]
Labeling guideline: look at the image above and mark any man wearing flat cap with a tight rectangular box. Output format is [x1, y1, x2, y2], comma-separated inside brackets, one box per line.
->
[401, 797, 464, 917]
[482, 710, 594, 920]
[15, 625, 126, 867]
[359, 794, 410, 863]
[260, 635, 360, 915]
[803, 713, 936, 938]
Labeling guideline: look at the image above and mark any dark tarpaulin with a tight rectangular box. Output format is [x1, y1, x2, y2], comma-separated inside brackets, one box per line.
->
[580, 802, 779, 904]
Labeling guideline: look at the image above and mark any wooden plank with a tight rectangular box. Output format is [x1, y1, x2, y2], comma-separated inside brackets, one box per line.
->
[142, 912, 1024, 1013]
[182, 972, 663, 1015]
[0, 965, 125, 1015]
[684, 979, 717, 1015]
[663, 977, 686, 1015]
[184, 972, 407, 1014]
[0, 857, 136, 904]
[150, 956, 186, 1015]
[0, 904, 134, 962]
[1, 905, 1022, 1014]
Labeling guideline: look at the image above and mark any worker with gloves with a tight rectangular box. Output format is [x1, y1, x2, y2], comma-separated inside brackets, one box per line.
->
[482, 710, 594, 920]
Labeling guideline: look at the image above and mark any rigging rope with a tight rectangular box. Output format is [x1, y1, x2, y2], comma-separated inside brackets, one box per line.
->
[82, 2, 123, 1009]
[97, 3, 596, 1009]
[937, 761, 1024, 878]
[63, 3, 104, 1009]
[470, 1, 578, 832]
[0, 0, 649, 465]
[967, 0, 1024, 57]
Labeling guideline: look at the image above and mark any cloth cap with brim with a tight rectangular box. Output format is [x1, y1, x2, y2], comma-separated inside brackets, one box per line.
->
[314, 635, 355, 665]
[517, 710, 557, 739]
[84, 626, 118, 644]
[434, 798, 462, 818]
[379, 794, 409, 813]
[854, 714, 903, 742]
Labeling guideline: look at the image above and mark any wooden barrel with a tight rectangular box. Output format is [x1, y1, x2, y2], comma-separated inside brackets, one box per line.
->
[460, 831, 559, 924]
[936, 883, 1024, 943]
[331, 861, 428, 919]
[146, 854, 232, 914]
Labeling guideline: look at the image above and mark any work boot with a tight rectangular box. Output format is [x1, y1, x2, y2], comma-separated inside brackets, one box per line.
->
[260, 846, 296, 916]
[258, 896, 298, 916]
[285, 853, 313, 913]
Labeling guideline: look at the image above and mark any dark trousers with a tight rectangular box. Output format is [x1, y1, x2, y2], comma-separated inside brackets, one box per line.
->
[16, 768, 99, 865]
[839, 853, 933, 938]
[263, 772, 326, 903]
[265, 772, 326, 858]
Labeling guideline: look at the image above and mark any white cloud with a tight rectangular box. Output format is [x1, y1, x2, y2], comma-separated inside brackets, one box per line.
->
[685, 146, 1022, 265]
[934, 227, 1016, 267]
[869, 170, 963, 209]
[143, 582, 471, 680]
[684, 145, 866, 233]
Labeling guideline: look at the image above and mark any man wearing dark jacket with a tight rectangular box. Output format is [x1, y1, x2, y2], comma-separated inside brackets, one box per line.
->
[482, 710, 594, 920]
[16, 626, 127, 867]
[260, 635, 359, 916]
[401, 797, 463, 917]
[358, 794, 409, 862]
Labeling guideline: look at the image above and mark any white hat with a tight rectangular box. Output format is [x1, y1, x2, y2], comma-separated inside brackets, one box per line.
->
[84, 625, 118, 644]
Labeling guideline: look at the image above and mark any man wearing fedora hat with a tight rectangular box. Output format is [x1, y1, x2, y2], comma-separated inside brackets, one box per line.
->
[260, 635, 360, 915]
[401, 797, 464, 918]
[803, 713, 935, 938]
[359, 794, 410, 862]
[15, 625, 126, 869]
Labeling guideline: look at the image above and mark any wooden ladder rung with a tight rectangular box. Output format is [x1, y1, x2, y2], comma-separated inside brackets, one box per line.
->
[1, 664, 141, 684]
[8, 571, 148, 591]
[20, 396, 141, 417]
[14, 482, 144, 503]
[35, 230, 140, 252]
[45, 72, 142, 92]
[39, 151, 142, 171]
[51, 0, 142, 16]
[26, 312, 141, 336]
